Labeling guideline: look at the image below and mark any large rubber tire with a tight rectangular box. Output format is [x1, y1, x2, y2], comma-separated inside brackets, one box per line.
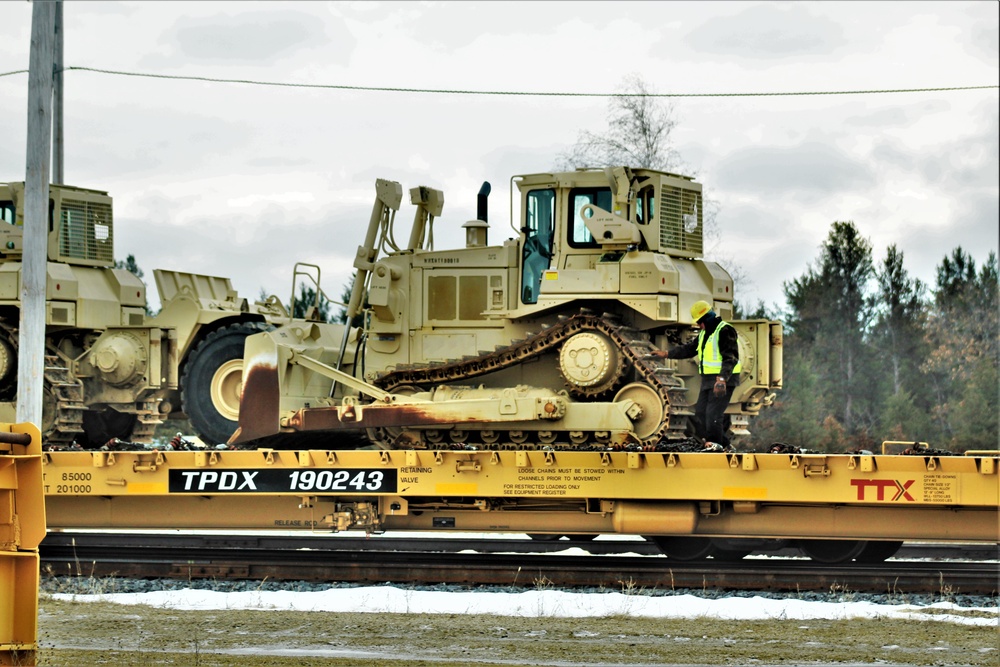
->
[181, 321, 273, 445]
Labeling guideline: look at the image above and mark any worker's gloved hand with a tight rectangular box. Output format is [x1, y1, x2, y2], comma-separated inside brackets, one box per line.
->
[713, 376, 727, 397]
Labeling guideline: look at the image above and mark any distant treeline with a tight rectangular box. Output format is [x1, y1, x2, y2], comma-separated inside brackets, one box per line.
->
[737, 221, 998, 453]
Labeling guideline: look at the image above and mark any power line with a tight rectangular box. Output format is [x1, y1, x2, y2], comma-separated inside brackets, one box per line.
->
[1, 66, 997, 98]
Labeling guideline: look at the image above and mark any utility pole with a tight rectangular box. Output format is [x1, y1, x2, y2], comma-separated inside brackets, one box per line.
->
[52, 0, 64, 184]
[17, 1, 56, 428]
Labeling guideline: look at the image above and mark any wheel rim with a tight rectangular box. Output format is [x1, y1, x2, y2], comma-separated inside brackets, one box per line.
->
[209, 359, 244, 422]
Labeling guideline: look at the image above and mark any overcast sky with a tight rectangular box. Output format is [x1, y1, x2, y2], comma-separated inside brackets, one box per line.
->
[1, 1, 997, 313]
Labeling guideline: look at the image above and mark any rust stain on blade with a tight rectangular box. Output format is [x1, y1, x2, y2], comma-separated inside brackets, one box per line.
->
[229, 358, 280, 445]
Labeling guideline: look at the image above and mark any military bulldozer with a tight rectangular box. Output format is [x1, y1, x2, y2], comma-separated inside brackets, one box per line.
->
[0, 181, 289, 447]
[231, 167, 782, 450]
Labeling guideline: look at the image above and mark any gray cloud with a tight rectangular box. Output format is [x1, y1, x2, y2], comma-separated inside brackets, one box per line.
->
[64, 102, 248, 181]
[387, 2, 614, 51]
[844, 100, 951, 128]
[888, 191, 999, 292]
[964, 3, 1000, 63]
[682, 4, 846, 60]
[117, 198, 369, 313]
[716, 201, 791, 241]
[869, 101, 999, 191]
[481, 144, 568, 180]
[869, 138, 921, 176]
[144, 10, 344, 66]
[245, 155, 313, 169]
[714, 142, 872, 197]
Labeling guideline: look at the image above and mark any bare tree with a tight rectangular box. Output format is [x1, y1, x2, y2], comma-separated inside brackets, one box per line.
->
[558, 74, 680, 171]
[556, 74, 749, 298]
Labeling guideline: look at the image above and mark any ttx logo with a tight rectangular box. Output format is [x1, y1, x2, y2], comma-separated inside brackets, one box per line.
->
[851, 479, 915, 501]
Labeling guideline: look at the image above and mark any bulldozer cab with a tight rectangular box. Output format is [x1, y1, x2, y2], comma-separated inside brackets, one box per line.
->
[514, 167, 706, 314]
[0, 182, 115, 267]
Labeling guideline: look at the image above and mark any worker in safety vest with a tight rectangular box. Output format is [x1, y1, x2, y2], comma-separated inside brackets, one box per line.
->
[652, 300, 742, 447]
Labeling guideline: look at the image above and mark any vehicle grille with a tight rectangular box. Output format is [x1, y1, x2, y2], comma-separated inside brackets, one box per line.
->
[659, 186, 702, 255]
[59, 198, 114, 263]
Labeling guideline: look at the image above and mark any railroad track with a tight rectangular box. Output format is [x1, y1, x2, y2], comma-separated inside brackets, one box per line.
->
[40, 533, 999, 595]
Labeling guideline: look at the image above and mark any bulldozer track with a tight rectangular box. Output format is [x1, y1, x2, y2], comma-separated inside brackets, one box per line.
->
[373, 310, 694, 449]
[43, 353, 161, 448]
[42, 354, 86, 446]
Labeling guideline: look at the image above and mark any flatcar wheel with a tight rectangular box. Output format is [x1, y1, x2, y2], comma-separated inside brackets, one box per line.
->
[797, 539, 867, 564]
[649, 536, 717, 561]
[854, 540, 904, 563]
[527, 534, 564, 541]
[712, 548, 752, 561]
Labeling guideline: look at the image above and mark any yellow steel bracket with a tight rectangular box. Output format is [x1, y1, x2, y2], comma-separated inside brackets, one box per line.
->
[0, 422, 44, 666]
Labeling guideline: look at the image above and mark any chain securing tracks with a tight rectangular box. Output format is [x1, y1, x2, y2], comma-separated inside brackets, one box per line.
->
[372, 310, 694, 450]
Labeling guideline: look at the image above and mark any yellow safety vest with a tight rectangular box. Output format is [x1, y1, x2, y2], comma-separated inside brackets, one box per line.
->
[696, 321, 742, 376]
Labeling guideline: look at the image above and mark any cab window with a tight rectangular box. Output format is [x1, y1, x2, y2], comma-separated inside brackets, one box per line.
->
[521, 188, 555, 304]
[0, 201, 14, 225]
[636, 185, 655, 226]
[568, 187, 612, 248]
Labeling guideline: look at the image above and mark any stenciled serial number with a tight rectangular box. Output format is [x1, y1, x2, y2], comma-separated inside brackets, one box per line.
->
[168, 468, 397, 494]
[56, 484, 91, 493]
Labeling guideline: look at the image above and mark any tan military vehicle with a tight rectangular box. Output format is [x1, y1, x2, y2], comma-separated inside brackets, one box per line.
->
[0, 182, 288, 447]
[232, 167, 782, 449]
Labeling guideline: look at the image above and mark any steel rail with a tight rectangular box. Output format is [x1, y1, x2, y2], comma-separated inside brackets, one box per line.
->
[40, 533, 999, 595]
[41, 532, 999, 559]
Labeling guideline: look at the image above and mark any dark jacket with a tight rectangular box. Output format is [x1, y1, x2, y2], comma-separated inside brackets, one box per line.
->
[666, 313, 741, 381]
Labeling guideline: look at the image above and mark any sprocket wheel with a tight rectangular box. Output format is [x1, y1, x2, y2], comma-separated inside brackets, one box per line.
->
[558, 331, 626, 397]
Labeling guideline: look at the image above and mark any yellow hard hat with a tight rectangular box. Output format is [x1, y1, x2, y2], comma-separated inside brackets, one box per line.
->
[690, 300, 712, 322]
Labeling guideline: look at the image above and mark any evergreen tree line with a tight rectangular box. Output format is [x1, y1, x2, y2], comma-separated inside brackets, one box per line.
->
[742, 221, 998, 453]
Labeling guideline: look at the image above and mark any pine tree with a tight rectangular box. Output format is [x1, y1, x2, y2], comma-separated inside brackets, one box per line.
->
[873, 245, 927, 395]
[783, 221, 875, 438]
[921, 249, 999, 441]
[292, 283, 332, 322]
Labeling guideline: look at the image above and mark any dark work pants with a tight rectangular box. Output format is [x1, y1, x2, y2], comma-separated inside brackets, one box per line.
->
[693, 376, 736, 446]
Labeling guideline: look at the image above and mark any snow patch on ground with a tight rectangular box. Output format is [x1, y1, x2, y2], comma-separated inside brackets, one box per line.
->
[52, 587, 999, 627]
